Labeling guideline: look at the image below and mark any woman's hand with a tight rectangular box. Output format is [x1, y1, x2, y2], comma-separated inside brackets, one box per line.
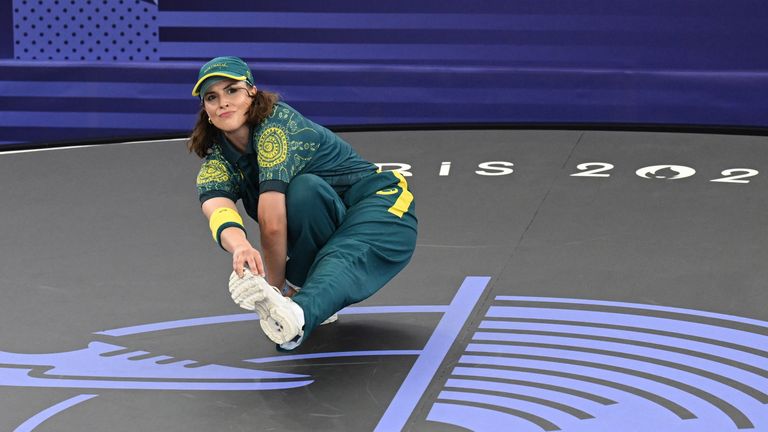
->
[232, 242, 265, 279]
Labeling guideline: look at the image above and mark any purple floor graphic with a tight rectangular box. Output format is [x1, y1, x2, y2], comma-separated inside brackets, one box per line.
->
[0, 342, 313, 391]
[375, 276, 491, 431]
[12, 395, 98, 432]
[425, 296, 768, 432]
[7, 281, 767, 431]
[7, 276, 491, 431]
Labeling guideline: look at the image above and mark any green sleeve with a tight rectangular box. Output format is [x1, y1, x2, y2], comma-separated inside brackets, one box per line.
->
[196, 152, 240, 203]
[256, 104, 320, 193]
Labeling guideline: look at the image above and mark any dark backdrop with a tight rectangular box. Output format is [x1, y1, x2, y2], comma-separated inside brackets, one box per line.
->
[1, 0, 766, 147]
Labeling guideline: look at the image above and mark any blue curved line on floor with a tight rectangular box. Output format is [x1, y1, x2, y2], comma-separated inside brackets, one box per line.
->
[427, 401, 544, 432]
[95, 305, 449, 337]
[486, 308, 767, 351]
[472, 331, 768, 391]
[246, 349, 423, 364]
[477, 320, 768, 366]
[438, 389, 569, 426]
[13, 394, 98, 432]
[497, 296, 768, 328]
[443, 378, 602, 415]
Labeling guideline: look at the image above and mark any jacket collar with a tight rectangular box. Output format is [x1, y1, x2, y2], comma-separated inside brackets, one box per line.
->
[217, 127, 255, 165]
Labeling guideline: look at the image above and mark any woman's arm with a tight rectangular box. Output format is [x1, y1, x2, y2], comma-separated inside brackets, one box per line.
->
[202, 197, 265, 278]
[257, 191, 288, 290]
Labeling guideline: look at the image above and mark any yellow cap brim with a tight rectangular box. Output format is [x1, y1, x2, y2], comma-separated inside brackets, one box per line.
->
[192, 72, 248, 97]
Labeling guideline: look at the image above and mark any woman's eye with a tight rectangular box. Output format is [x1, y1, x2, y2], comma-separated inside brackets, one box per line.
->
[205, 94, 216, 102]
[226, 88, 239, 95]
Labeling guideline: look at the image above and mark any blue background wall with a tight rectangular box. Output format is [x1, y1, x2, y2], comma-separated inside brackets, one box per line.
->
[1, 0, 767, 147]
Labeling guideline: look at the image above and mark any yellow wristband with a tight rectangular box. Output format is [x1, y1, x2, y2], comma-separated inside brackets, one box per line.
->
[209, 207, 246, 247]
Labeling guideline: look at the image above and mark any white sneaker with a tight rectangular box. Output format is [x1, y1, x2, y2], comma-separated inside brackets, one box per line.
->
[320, 314, 338, 325]
[279, 334, 304, 351]
[229, 269, 305, 345]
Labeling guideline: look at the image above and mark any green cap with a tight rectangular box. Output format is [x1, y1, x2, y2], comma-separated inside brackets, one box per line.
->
[192, 56, 254, 98]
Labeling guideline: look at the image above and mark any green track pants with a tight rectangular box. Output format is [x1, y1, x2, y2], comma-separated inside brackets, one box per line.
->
[284, 171, 417, 343]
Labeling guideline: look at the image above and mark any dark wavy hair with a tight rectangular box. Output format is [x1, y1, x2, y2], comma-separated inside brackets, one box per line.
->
[187, 88, 280, 158]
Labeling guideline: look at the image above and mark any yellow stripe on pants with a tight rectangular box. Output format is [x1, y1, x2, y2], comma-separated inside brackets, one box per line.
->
[387, 170, 414, 218]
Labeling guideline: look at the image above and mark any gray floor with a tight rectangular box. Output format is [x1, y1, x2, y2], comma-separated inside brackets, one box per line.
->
[1, 130, 767, 431]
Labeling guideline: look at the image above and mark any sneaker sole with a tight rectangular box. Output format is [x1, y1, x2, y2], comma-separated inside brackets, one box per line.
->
[229, 271, 301, 344]
[320, 314, 338, 325]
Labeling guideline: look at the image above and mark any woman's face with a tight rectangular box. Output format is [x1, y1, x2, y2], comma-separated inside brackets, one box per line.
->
[202, 79, 255, 133]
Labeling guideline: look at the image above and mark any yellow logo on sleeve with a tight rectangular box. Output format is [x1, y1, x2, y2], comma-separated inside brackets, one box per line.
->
[197, 159, 230, 185]
[258, 127, 289, 168]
